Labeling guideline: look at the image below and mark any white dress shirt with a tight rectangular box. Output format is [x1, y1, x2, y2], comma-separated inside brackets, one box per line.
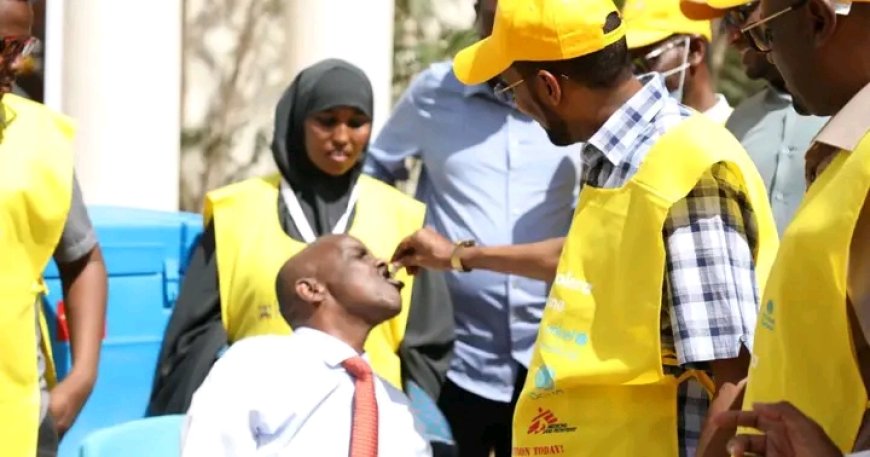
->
[181, 329, 432, 457]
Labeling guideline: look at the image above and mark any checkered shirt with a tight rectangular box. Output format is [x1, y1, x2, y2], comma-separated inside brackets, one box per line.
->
[580, 75, 759, 457]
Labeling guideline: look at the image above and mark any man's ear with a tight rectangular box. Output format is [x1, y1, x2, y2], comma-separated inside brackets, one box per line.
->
[295, 278, 326, 304]
[537, 69, 564, 106]
[806, 0, 837, 49]
[688, 36, 708, 68]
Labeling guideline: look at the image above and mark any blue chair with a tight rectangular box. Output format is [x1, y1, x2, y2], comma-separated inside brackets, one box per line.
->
[406, 381, 454, 445]
[78, 415, 185, 457]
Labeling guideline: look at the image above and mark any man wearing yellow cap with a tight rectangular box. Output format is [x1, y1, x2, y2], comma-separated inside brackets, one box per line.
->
[679, 0, 828, 236]
[622, 0, 733, 123]
[698, 0, 870, 454]
[391, 0, 780, 455]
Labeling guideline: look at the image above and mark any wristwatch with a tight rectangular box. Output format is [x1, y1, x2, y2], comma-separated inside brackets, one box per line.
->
[450, 240, 476, 272]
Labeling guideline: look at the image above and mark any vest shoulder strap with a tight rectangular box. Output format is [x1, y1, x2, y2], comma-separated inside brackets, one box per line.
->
[632, 115, 746, 206]
[204, 174, 281, 224]
[3, 94, 75, 139]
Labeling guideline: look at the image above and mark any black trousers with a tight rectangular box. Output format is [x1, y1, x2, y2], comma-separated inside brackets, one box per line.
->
[437, 367, 528, 457]
[36, 414, 58, 457]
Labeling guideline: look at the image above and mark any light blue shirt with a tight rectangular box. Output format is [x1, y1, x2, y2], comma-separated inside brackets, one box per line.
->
[726, 85, 829, 235]
[365, 62, 581, 402]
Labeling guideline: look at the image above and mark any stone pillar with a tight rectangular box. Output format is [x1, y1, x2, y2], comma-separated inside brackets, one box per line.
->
[285, 0, 395, 135]
[57, 0, 182, 211]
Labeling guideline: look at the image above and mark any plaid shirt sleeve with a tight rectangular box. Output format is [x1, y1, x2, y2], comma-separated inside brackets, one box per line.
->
[663, 162, 760, 366]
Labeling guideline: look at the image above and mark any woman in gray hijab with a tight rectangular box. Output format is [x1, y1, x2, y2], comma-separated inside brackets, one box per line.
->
[149, 61, 455, 443]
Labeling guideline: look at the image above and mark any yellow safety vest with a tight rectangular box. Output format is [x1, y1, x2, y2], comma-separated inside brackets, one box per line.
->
[205, 174, 424, 389]
[0, 94, 74, 457]
[743, 132, 870, 451]
[512, 115, 778, 456]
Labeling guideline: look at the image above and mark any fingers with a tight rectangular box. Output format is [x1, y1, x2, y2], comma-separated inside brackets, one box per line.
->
[391, 235, 418, 264]
[753, 401, 806, 423]
[727, 434, 768, 456]
[714, 410, 760, 430]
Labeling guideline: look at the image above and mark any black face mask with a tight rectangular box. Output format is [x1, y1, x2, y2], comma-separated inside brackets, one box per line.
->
[271, 59, 374, 236]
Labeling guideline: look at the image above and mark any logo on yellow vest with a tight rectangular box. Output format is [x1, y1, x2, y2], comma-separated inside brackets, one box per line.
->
[545, 297, 565, 312]
[258, 303, 274, 320]
[535, 365, 555, 390]
[554, 273, 592, 294]
[761, 300, 775, 330]
[546, 324, 588, 346]
[529, 365, 564, 400]
[527, 407, 577, 435]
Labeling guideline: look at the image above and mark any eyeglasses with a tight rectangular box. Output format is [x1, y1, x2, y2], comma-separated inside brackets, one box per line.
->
[494, 79, 524, 103]
[740, 0, 808, 53]
[632, 36, 688, 75]
[722, 2, 758, 31]
[0, 36, 38, 61]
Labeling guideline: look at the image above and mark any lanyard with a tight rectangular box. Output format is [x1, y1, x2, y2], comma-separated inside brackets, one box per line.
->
[279, 179, 360, 243]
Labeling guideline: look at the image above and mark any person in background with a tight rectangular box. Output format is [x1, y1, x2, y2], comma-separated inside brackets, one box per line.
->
[364, 0, 579, 454]
[681, 0, 828, 235]
[393, 0, 779, 455]
[0, 1, 108, 456]
[182, 235, 432, 456]
[698, 0, 870, 454]
[149, 59, 454, 451]
[622, 0, 734, 123]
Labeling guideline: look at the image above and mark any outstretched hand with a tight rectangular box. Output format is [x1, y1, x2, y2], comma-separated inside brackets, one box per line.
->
[391, 227, 456, 275]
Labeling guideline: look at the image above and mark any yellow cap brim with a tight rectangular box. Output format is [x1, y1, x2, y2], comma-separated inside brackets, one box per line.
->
[453, 36, 511, 86]
[681, 0, 757, 19]
[626, 29, 675, 49]
[680, 0, 727, 19]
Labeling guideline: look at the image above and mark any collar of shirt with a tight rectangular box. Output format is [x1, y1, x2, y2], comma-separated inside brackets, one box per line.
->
[812, 82, 870, 152]
[764, 84, 793, 103]
[704, 93, 734, 124]
[293, 327, 366, 369]
[582, 74, 669, 176]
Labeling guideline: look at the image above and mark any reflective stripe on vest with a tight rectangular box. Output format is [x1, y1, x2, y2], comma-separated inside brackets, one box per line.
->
[205, 174, 425, 389]
[0, 94, 74, 457]
[513, 115, 779, 456]
[744, 132, 870, 452]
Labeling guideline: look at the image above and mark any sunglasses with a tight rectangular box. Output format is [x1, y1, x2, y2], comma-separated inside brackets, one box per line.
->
[740, 0, 808, 53]
[0, 36, 38, 61]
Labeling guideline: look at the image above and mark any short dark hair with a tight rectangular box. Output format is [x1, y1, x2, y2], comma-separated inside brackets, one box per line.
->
[515, 13, 632, 89]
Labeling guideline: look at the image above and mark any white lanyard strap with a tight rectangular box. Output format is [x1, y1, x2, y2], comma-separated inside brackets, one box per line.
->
[279, 179, 360, 243]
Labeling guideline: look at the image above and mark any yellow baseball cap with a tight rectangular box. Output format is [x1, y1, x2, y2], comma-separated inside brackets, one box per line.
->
[680, 0, 754, 20]
[622, 0, 713, 49]
[452, 0, 626, 86]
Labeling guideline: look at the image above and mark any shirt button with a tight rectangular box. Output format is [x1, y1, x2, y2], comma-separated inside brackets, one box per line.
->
[774, 192, 785, 202]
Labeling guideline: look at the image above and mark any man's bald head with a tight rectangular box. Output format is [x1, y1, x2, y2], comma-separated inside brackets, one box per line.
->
[275, 237, 329, 328]
[275, 235, 404, 332]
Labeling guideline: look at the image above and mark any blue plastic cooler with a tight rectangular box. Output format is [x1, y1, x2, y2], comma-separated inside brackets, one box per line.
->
[41, 206, 203, 457]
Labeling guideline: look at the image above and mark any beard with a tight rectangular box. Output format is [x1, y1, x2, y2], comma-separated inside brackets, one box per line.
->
[539, 105, 576, 146]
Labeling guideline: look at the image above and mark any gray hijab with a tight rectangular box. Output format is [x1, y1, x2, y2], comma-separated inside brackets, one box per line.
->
[271, 59, 374, 237]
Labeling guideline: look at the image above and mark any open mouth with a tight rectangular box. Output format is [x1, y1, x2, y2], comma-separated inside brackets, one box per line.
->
[380, 264, 405, 291]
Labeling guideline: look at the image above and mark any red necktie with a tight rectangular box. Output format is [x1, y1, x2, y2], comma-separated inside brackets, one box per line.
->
[342, 356, 378, 457]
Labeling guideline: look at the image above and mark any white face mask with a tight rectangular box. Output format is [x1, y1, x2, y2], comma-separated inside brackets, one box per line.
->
[657, 36, 691, 103]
